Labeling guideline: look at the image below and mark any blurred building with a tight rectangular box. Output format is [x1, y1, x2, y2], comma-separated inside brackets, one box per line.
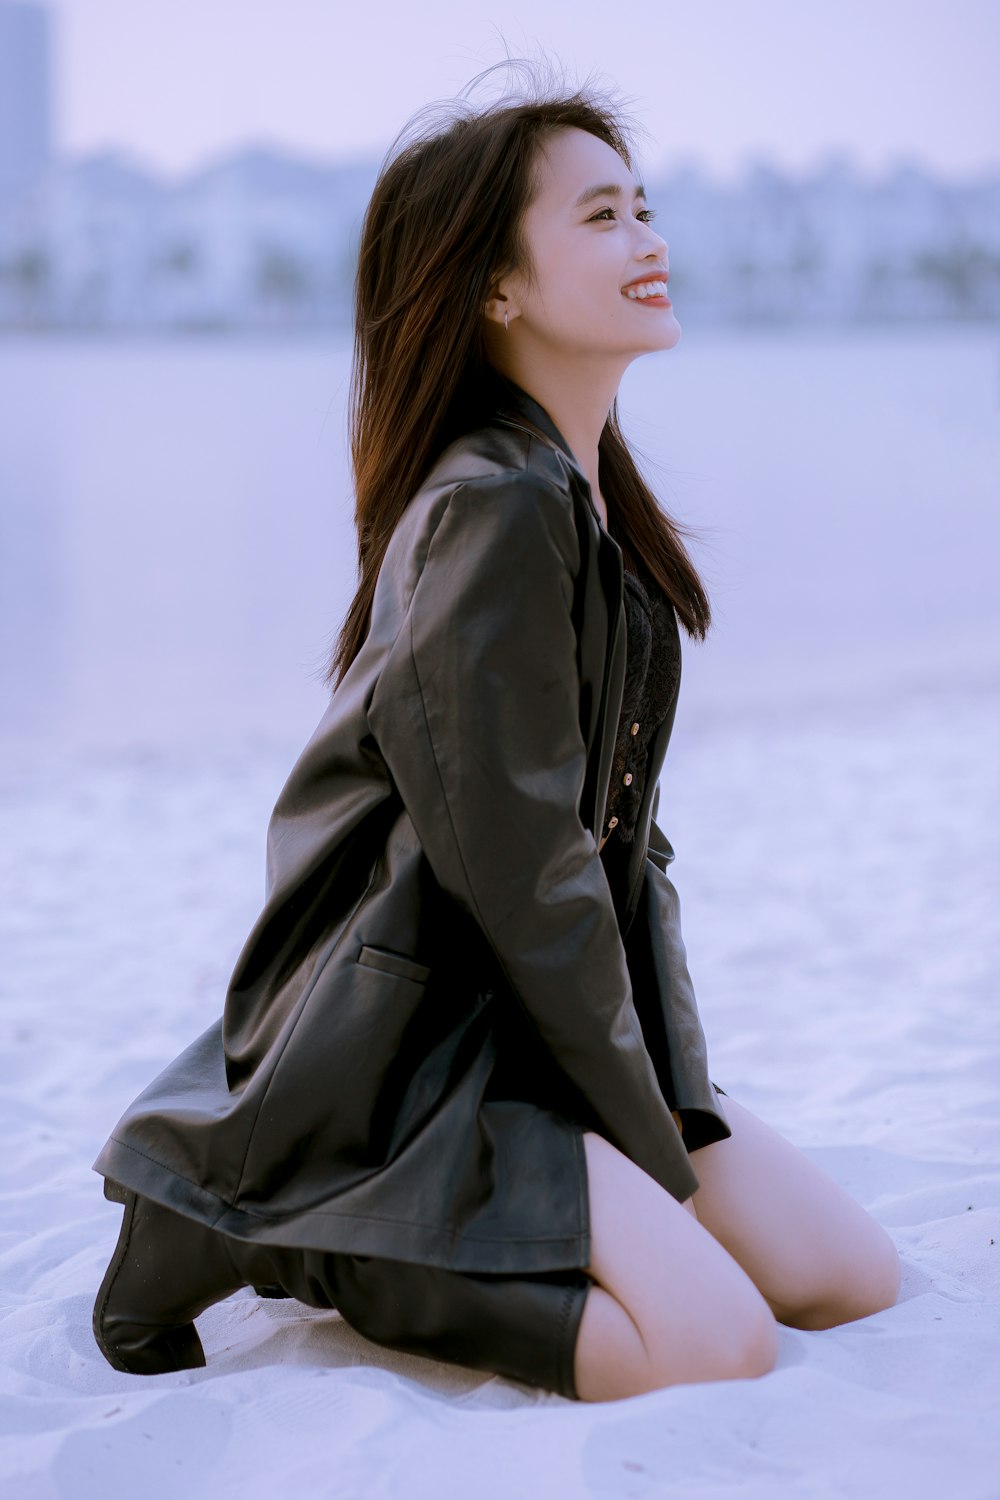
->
[0, 0, 52, 212]
[0, 0, 997, 334]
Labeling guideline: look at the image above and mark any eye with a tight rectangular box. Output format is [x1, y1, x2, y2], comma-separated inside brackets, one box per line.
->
[590, 206, 658, 223]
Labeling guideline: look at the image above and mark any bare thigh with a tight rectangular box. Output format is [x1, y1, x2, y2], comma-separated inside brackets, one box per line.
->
[572, 1131, 779, 1403]
[688, 1093, 901, 1330]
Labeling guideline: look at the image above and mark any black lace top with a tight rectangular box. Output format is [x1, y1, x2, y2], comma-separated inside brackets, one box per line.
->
[600, 565, 680, 849]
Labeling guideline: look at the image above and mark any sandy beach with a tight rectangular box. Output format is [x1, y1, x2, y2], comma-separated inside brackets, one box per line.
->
[2, 653, 997, 1499]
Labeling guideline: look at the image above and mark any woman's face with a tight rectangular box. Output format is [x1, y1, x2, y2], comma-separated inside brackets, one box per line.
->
[498, 126, 679, 360]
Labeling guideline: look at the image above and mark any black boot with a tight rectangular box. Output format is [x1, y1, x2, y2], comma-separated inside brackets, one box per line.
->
[93, 1179, 291, 1375]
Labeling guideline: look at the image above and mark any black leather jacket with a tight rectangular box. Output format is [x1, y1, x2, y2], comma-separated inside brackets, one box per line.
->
[92, 370, 730, 1275]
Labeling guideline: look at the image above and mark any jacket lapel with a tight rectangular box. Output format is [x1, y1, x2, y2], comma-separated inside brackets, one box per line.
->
[496, 371, 684, 925]
[486, 372, 627, 845]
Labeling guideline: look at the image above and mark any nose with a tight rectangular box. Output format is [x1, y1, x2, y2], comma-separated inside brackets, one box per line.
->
[640, 221, 668, 258]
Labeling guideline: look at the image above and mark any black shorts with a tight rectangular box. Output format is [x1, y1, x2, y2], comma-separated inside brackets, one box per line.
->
[322, 1084, 729, 1401]
[327, 1252, 591, 1400]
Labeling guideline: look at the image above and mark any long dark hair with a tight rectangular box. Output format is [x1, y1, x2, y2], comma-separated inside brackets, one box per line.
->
[323, 59, 711, 691]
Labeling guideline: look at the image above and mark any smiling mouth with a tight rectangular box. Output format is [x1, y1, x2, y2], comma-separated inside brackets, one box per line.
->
[622, 279, 671, 305]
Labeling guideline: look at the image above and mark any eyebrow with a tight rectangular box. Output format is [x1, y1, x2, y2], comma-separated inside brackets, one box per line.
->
[573, 181, 647, 209]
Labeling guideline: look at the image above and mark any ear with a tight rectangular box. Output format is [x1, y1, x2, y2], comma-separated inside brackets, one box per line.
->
[484, 290, 518, 328]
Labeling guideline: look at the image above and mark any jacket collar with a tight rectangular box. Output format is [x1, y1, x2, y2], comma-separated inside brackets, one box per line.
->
[482, 366, 588, 485]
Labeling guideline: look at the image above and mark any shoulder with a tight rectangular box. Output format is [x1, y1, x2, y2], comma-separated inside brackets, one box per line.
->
[418, 424, 582, 571]
[374, 421, 586, 630]
[424, 419, 576, 504]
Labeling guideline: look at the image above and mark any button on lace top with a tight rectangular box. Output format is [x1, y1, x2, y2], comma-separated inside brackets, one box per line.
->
[600, 565, 680, 847]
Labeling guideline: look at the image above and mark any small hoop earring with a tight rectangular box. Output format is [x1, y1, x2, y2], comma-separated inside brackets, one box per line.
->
[504, 307, 509, 332]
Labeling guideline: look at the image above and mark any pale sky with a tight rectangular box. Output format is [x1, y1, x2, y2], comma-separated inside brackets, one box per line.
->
[30, 0, 1000, 182]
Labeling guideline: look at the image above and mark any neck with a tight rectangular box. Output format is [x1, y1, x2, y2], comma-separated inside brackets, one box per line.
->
[490, 349, 629, 509]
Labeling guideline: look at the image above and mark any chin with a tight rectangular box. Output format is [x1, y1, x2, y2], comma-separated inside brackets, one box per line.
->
[627, 308, 682, 354]
[655, 313, 682, 348]
[630, 324, 681, 358]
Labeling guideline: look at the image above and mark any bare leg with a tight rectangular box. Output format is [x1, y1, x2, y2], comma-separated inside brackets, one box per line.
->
[572, 1130, 779, 1402]
[687, 1094, 901, 1330]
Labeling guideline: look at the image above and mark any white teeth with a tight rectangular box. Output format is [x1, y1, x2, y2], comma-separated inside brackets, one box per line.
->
[625, 280, 668, 299]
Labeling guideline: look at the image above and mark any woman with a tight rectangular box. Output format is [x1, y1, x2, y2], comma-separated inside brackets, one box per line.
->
[91, 69, 901, 1403]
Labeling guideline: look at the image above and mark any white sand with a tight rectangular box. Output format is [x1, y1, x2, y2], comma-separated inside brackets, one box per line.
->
[1, 663, 998, 1499]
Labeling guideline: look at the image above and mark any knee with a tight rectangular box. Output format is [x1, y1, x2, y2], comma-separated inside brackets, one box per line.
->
[867, 1228, 902, 1309]
[641, 1299, 779, 1392]
[723, 1304, 780, 1381]
[851, 1229, 902, 1321]
[791, 1230, 902, 1331]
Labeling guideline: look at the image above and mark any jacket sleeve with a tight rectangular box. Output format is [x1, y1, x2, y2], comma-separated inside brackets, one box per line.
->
[368, 471, 697, 1199]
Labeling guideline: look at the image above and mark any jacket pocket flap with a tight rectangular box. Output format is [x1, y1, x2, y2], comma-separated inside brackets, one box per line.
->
[357, 944, 431, 985]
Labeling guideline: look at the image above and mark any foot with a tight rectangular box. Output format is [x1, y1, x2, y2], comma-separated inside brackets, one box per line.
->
[93, 1183, 248, 1375]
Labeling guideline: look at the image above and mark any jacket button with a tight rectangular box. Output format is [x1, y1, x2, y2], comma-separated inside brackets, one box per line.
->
[630, 722, 640, 735]
[623, 773, 633, 786]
